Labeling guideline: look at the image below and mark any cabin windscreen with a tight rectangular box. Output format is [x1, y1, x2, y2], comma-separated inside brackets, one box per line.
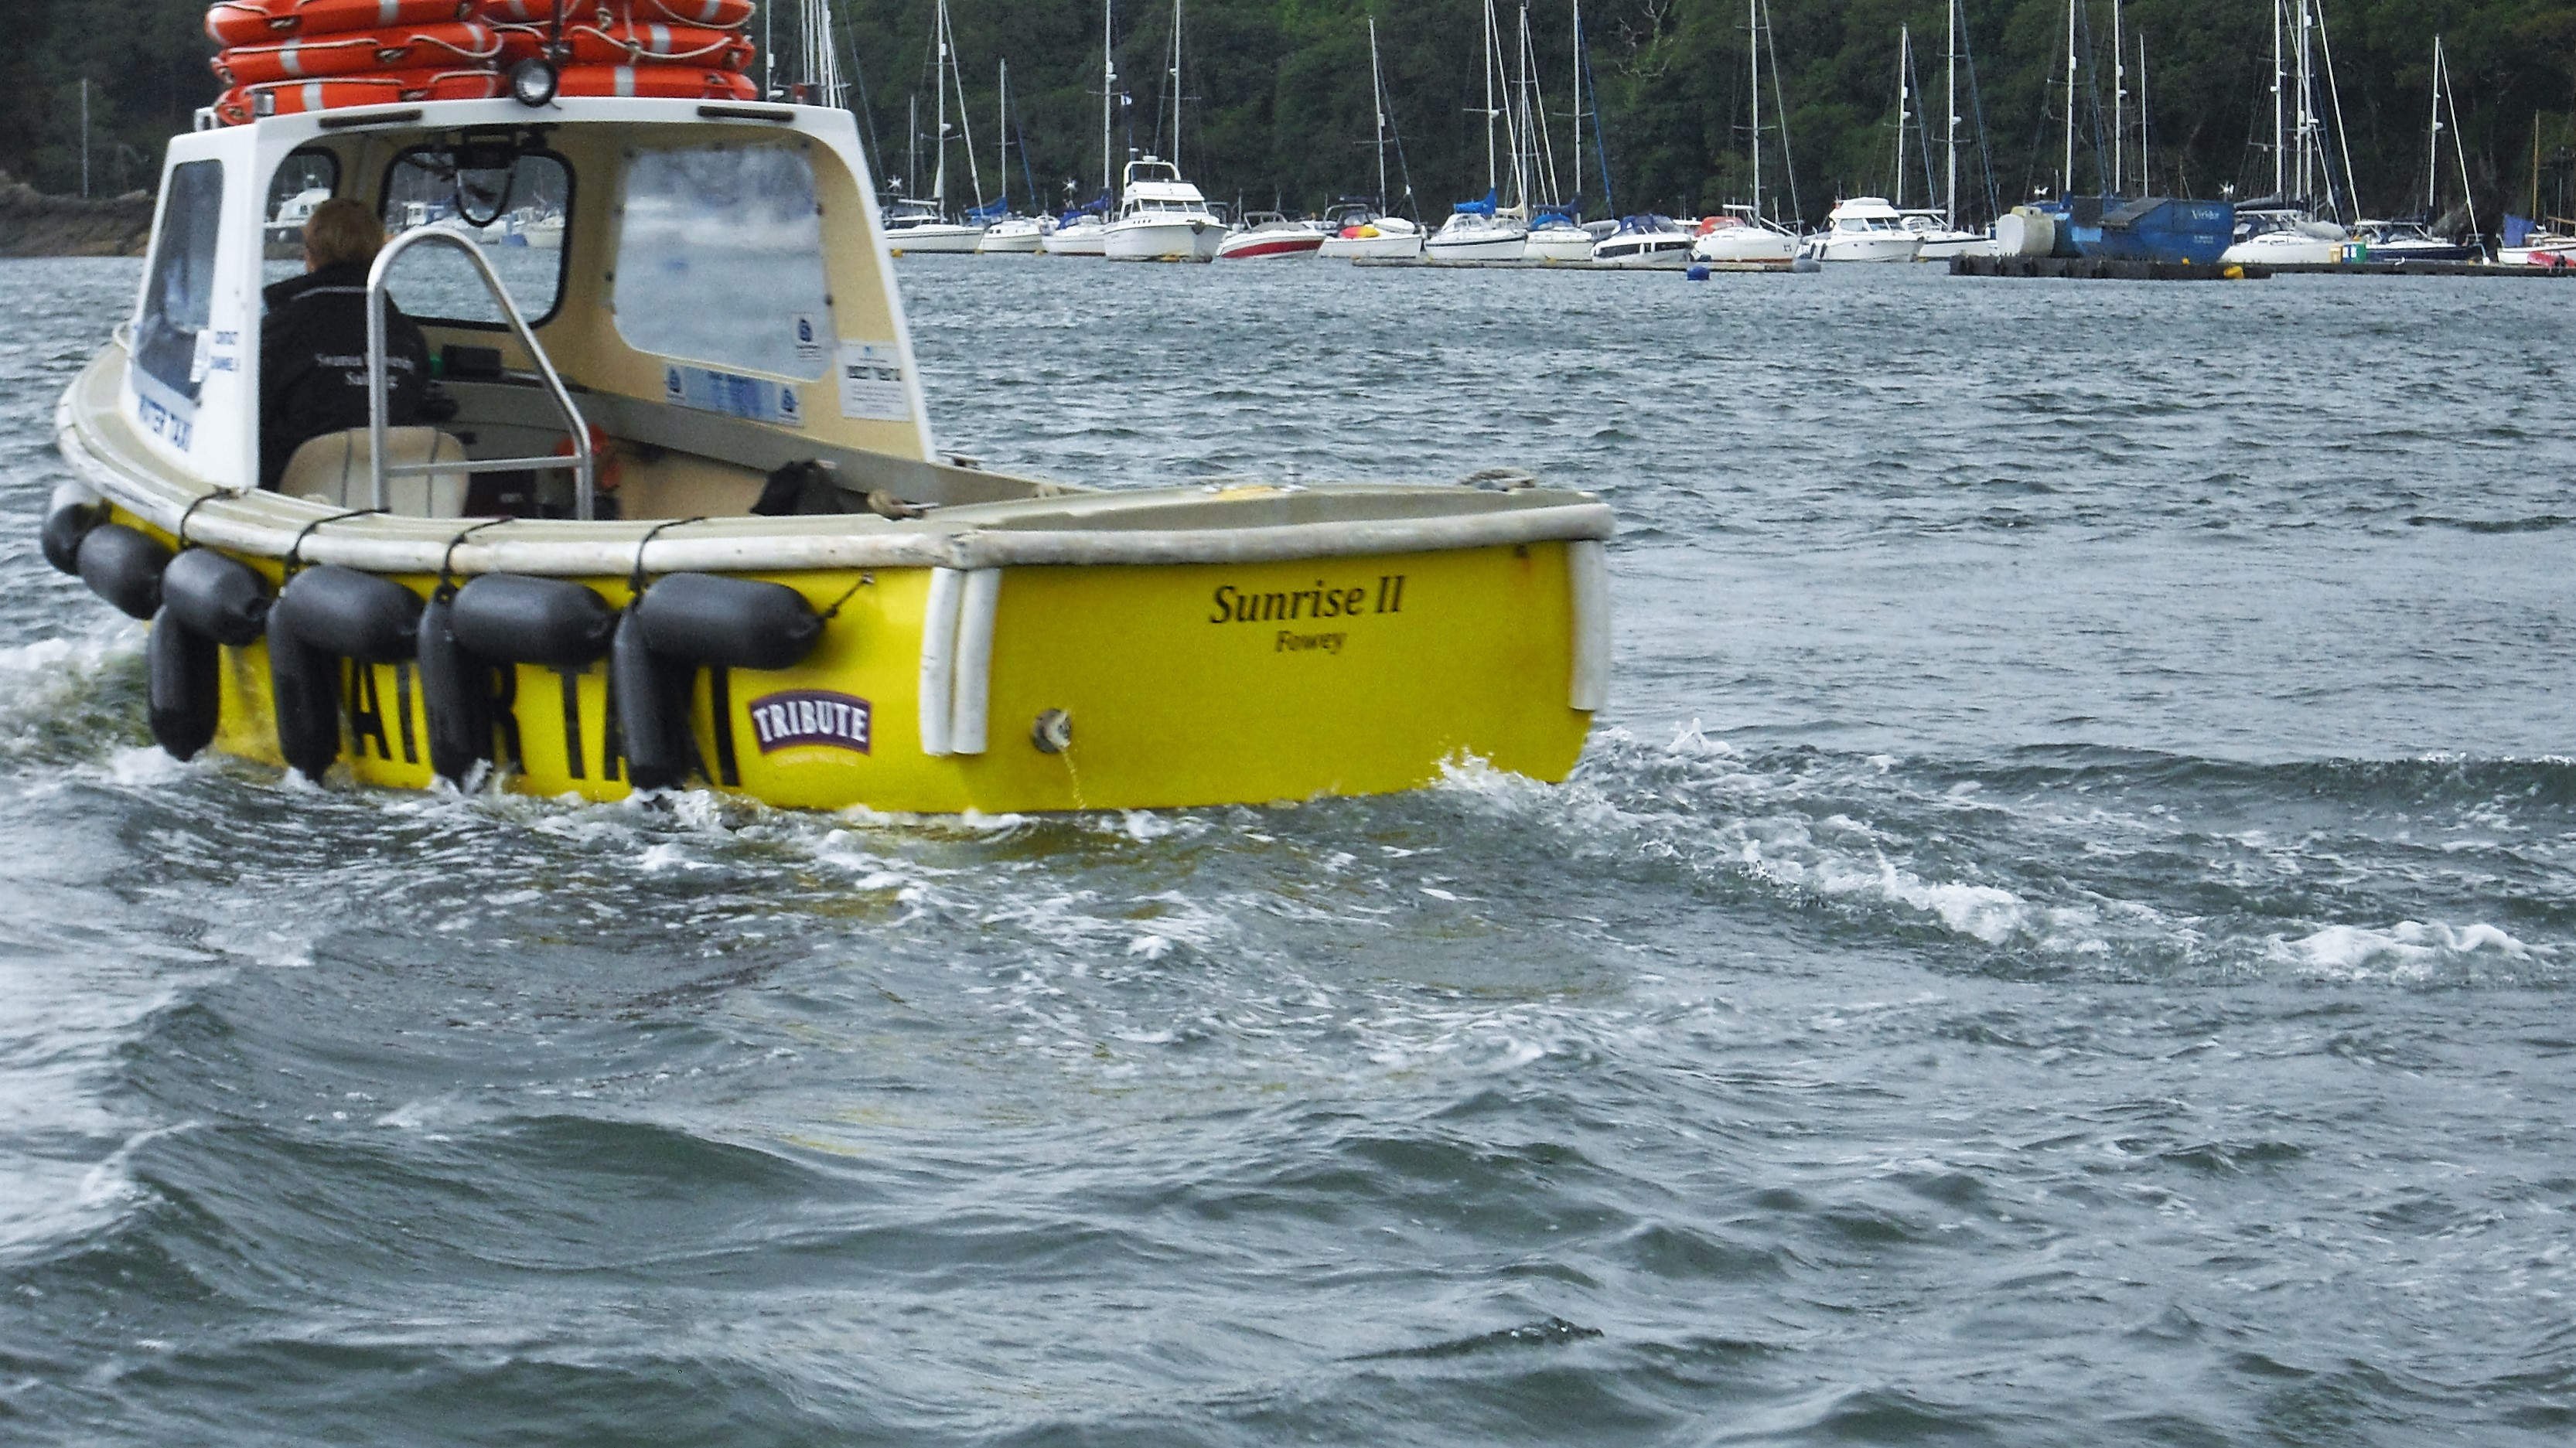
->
[612, 145, 832, 382]
[260, 149, 340, 285]
[134, 160, 225, 405]
[375, 148, 571, 326]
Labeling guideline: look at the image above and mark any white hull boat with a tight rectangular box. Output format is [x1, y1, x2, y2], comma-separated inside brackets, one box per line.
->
[1105, 216, 1222, 262]
[1808, 197, 1924, 263]
[1317, 218, 1423, 260]
[1590, 219, 1695, 269]
[886, 221, 988, 254]
[974, 216, 1049, 254]
[1042, 216, 1108, 256]
[1690, 218, 1799, 267]
[1216, 214, 1327, 260]
[1425, 213, 1527, 263]
[2220, 228, 2347, 267]
[1523, 226, 1596, 264]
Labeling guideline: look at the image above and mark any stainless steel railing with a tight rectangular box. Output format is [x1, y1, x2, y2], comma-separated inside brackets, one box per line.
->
[363, 227, 595, 520]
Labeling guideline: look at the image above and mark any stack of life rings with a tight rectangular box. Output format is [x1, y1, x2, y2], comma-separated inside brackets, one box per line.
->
[207, 2, 761, 127]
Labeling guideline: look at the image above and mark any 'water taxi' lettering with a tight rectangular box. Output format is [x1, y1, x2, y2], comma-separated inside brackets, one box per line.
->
[1210, 575, 1405, 625]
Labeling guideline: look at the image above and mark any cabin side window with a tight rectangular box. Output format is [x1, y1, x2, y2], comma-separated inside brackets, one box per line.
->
[376, 147, 572, 327]
[612, 145, 832, 382]
[134, 159, 226, 405]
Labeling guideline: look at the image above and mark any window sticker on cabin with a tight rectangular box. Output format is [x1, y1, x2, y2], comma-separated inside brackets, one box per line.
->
[837, 342, 907, 422]
[613, 146, 832, 382]
[135, 159, 225, 413]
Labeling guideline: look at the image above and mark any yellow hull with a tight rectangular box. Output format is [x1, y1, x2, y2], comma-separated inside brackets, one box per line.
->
[179, 528, 1593, 812]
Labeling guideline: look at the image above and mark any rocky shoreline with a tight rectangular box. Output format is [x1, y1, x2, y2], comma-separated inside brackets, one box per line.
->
[0, 177, 155, 258]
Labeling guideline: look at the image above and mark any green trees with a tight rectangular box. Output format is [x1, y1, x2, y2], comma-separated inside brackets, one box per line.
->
[8, 1, 2574, 227]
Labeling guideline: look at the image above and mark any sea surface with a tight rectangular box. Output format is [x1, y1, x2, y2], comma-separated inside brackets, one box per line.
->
[4, 255, 2574, 1445]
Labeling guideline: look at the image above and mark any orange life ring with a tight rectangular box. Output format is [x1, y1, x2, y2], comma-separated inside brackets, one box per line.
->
[552, 63, 759, 100]
[629, 0, 757, 27]
[565, 22, 752, 67]
[213, 21, 501, 87]
[484, 0, 756, 26]
[205, 0, 475, 47]
[215, 66, 503, 126]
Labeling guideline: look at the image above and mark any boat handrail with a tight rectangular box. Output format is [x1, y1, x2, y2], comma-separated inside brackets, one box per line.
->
[364, 227, 595, 520]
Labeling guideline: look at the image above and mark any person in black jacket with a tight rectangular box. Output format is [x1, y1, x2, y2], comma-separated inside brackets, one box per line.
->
[259, 198, 434, 490]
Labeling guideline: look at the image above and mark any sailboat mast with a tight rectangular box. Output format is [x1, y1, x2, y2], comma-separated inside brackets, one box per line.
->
[2062, 0, 2076, 196]
[2427, 36, 2441, 218]
[1895, 26, 1909, 210]
[932, 2, 947, 211]
[998, 59, 1009, 211]
[2111, 0, 2124, 195]
[2271, 0, 2285, 199]
[2295, 0, 2312, 203]
[1101, 0, 1114, 200]
[1483, 0, 1498, 193]
[1571, 0, 1584, 207]
[947, 1, 984, 210]
[2443, 40, 2478, 244]
[1749, 0, 1761, 219]
[1370, 15, 1389, 212]
[1168, 0, 1183, 172]
[1944, 0, 1958, 228]
[2122, 36, 2143, 190]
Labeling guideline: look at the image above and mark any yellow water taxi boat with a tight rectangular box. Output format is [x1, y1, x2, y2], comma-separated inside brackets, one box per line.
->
[48, 90, 1610, 813]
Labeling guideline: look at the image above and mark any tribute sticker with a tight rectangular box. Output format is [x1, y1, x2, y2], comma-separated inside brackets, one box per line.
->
[748, 690, 873, 756]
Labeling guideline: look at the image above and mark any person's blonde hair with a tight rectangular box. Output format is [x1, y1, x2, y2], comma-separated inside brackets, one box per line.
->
[303, 197, 384, 269]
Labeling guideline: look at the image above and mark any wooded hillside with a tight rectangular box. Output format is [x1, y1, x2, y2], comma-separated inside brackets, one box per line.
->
[8, 2, 2574, 228]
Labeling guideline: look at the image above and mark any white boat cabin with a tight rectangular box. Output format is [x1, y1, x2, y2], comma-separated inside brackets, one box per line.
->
[119, 95, 1001, 524]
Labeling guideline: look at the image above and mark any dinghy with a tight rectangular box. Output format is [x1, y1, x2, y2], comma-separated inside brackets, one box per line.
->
[47, 89, 1611, 813]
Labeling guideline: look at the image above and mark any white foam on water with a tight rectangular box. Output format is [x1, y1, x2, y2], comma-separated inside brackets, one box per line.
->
[2274, 919, 2543, 981]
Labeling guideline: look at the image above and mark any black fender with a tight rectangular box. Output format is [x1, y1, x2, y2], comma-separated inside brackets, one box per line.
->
[146, 608, 220, 761]
[611, 608, 694, 792]
[635, 573, 823, 673]
[266, 604, 341, 781]
[43, 491, 105, 577]
[450, 574, 616, 667]
[161, 548, 271, 648]
[273, 566, 421, 663]
[76, 523, 172, 621]
[266, 567, 423, 780]
[415, 594, 493, 786]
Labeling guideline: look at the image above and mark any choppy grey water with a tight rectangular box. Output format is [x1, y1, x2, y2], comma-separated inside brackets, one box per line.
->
[5, 255, 2574, 1446]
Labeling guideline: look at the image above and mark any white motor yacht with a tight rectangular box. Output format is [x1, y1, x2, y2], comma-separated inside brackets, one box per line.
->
[882, 198, 987, 254]
[1588, 215, 1694, 269]
[1899, 210, 1993, 260]
[1689, 208, 1799, 267]
[975, 215, 1050, 254]
[1806, 197, 1924, 263]
[1102, 157, 1223, 261]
